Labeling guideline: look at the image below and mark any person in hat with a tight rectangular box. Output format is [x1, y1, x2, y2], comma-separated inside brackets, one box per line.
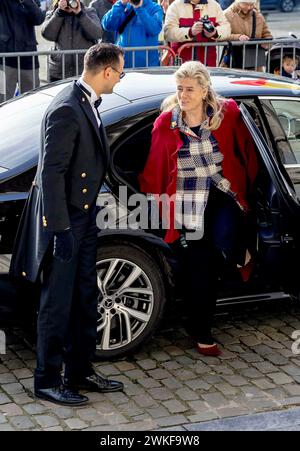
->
[223, 0, 272, 71]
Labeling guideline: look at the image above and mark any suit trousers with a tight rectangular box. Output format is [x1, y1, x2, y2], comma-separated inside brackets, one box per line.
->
[34, 203, 98, 390]
[173, 186, 245, 344]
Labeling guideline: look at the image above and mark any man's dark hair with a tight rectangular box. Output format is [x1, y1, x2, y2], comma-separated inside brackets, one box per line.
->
[84, 43, 124, 74]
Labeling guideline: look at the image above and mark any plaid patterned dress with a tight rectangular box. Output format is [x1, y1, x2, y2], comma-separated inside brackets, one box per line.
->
[172, 106, 243, 236]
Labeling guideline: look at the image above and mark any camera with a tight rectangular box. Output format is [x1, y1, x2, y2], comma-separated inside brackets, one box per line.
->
[199, 15, 215, 34]
[129, 0, 142, 5]
[67, 0, 79, 8]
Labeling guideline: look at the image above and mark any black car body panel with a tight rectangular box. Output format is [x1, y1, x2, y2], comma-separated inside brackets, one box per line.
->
[1, 68, 300, 356]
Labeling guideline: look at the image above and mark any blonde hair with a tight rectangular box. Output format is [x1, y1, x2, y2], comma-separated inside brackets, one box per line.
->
[161, 61, 225, 131]
[283, 54, 299, 64]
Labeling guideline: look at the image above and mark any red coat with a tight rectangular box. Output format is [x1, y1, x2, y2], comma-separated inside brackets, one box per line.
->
[138, 99, 258, 244]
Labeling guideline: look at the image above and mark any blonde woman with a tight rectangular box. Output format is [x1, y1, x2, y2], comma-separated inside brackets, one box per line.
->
[139, 61, 258, 355]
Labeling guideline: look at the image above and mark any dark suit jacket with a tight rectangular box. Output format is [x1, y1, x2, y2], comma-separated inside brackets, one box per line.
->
[10, 81, 109, 283]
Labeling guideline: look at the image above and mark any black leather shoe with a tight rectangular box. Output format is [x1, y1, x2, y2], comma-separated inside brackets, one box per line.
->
[64, 372, 124, 393]
[35, 385, 89, 406]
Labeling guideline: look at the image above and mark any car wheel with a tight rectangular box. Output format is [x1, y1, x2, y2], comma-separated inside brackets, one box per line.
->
[280, 0, 294, 12]
[95, 243, 167, 359]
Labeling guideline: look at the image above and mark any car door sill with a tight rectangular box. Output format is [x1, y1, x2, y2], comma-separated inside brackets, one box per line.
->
[217, 291, 291, 307]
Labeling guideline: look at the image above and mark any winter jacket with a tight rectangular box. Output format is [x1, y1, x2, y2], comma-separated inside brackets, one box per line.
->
[164, 0, 230, 66]
[41, 3, 102, 79]
[224, 4, 272, 41]
[102, 0, 163, 68]
[89, 0, 115, 42]
[0, 0, 45, 69]
[138, 99, 258, 244]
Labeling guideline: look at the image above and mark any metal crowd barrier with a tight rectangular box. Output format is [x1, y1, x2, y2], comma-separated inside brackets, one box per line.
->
[0, 46, 175, 102]
[175, 38, 300, 73]
[0, 38, 299, 102]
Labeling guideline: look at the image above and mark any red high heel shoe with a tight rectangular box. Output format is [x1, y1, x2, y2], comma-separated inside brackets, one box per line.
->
[238, 259, 255, 283]
[196, 343, 222, 356]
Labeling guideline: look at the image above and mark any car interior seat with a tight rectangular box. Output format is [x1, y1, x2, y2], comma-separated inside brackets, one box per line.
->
[112, 123, 153, 192]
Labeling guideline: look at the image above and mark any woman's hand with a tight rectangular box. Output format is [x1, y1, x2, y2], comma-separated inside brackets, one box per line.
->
[239, 35, 250, 41]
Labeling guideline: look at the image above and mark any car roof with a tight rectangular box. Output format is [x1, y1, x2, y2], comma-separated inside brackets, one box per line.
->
[0, 67, 299, 175]
[114, 67, 300, 100]
[14, 67, 300, 107]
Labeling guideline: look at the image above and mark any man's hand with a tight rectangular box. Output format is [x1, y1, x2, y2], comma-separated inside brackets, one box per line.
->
[190, 21, 203, 36]
[72, 1, 82, 15]
[121, 0, 130, 4]
[203, 29, 217, 39]
[53, 229, 75, 263]
[58, 0, 81, 14]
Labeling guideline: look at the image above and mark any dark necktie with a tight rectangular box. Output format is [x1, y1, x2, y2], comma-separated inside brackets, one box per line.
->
[93, 97, 103, 123]
[94, 97, 102, 109]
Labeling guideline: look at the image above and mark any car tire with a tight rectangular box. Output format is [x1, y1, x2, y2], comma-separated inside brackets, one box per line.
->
[280, 0, 295, 12]
[94, 242, 167, 359]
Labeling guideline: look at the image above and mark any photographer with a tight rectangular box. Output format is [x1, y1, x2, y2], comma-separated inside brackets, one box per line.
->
[101, 0, 163, 68]
[89, 0, 116, 43]
[41, 0, 102, 81]
[164, 0, 230, 66]
[0, 0, 45, 102]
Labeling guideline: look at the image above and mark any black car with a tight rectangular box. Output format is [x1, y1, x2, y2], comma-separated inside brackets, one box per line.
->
[1, 68, 300, 359]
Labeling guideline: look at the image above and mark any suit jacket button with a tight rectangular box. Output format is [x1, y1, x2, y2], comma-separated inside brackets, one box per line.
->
[82, 188, 88, 194]
[84, 204, 89, 210]
[81, 172, 87, 178]
[22, 271, 27, 277]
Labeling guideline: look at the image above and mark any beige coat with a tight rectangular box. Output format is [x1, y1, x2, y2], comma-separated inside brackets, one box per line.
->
[224, 4, 272, 41]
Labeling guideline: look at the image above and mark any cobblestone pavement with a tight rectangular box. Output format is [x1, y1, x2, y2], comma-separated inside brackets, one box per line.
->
[1, 299, 300, 431]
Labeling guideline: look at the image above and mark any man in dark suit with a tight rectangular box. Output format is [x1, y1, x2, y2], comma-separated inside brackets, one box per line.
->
[10, 43, 125, 406]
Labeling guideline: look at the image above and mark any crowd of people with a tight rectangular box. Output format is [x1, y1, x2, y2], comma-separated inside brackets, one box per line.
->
[0, 0, 299, 101]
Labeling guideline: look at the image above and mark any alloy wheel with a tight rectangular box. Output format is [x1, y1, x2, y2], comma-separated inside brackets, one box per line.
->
[96, 257, 154, 351]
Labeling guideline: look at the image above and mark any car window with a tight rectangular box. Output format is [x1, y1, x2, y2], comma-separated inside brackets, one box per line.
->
[270, 100, 300, 164]
[110, 118, 156, 193]
[259, 97, 300, 198]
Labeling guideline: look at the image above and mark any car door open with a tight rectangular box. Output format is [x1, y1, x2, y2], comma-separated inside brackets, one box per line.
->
[240, 103, 300, 296]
